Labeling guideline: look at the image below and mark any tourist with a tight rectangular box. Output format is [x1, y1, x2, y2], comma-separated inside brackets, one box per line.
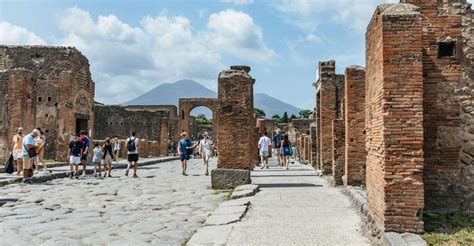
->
[273, 129, 283, 166]
[125, 132, 139, 178]
[199, 132, 213, 176]
[11, 127, 23, 176]
[113, 138, 120, 164]
[258, 132, 272, 169]
[102, 138, 114, 178]
[281, 134, 293, 170]
[68, 134, 83, 179]
[79, 130, 90, 176]
[34, 128, 47, 174]
[178, 132, 194, 176]
[92, 143, 102, 178]
[21, 129, 40, 183]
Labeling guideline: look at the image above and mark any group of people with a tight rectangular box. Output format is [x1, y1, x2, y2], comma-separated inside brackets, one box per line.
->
[10, 127, 48, 183]
[258, 130, 293, 170]
[177, 131, 214, 176]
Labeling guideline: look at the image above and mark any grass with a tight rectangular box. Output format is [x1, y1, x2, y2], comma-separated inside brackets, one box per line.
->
[423, 212, 474, 246]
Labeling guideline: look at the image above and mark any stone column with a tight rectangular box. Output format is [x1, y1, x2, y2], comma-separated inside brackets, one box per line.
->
[212, 66, 255, 189]
[160, 118, 169, 156]
[332, 119, 345, 186]
[344, 66, 366, 186]
[366, 4, 424, 233]
[310, 125, 317, 167]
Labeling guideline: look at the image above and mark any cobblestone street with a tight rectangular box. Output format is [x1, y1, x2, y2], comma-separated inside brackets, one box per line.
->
[0, 158, 224, 245]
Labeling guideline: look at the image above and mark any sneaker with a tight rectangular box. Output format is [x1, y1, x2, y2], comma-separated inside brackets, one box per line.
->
[205, 171, 209, 176]
[82, 172, 86, 177]
[133, 174, 138, 178]
[93, 173, 97, 178]
[260, 165, 264, 169]
[99, 173, 102, 177]
[125, 170, 129, 177]
[266, 166, 269, 169]
[69, 173, 73, 179]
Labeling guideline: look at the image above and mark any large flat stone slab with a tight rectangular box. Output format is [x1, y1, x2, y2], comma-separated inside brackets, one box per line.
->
[211, 168, 251, 189]
[204, 213, 244, 226]
[231, 184, 259, 199]
[219, 198, 251, 208]
[187, 225, 233, 246]
[213, 205, 247, 215]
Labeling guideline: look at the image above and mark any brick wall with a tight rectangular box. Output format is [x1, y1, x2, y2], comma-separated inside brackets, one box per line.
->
[332, 119, 345, 186]
[366, 4, 424, 233]
[344, 66, 366, 186]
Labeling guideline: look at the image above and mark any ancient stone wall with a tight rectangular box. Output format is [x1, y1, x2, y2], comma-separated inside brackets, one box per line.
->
[0, 45, 95, 161]
[344, 66, 366, 186]
[366, 4, 424, 233]
[400, 0, 474, 213]
[310, 124, 317, 166]
[0, 69, 37, 160]
[332, 119, 345, 186]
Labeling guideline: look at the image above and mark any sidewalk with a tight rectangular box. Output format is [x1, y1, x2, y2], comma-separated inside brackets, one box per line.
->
[225, 158, 370, 246]
[0, 156, 179, 186]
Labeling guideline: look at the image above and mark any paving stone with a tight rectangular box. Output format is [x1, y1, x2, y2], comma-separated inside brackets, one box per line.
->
[187, 225, 233, 246]
[213, 205, 247, 215]
[204, 213, 243, 226]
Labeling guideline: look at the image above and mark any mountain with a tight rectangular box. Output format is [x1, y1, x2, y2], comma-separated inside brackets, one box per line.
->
[123, 79, 302, 118]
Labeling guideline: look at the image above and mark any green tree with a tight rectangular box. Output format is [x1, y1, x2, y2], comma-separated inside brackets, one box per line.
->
[299, 109, 312, 119]
[290, 114, 297, 120]
[254, 108, 266, 118]
[281, 112, 289, 123]
[272, 114, 281, 120]
[196, 114, 211, 128]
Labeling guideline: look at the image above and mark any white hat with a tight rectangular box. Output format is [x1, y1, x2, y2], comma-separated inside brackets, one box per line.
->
[32, 129, 40, 135]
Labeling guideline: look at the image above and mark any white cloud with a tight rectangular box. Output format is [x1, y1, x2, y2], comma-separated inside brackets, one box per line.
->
[219, 0, 254, 5]
[0, 21, 46, 45]
[305, 33, 321, 43]
[272, 0, 398, 32]
[57, 7, 274, 104]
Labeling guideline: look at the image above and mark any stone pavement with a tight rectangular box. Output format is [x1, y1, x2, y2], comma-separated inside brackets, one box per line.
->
[0, 156, 179, 186]
[0, 158, 225, 245]
[225, 158, 371, 246]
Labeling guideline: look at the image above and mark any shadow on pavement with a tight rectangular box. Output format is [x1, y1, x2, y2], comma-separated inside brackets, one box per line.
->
[252, 174, 318, 178]
[257, 183, 323, 188]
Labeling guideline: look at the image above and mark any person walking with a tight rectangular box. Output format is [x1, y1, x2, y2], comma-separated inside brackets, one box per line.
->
[11, 127, 24, 176]
[258, 132, 272, 169]
[68, 134, 83, 179]
[273, 130, 283, 166]
[281, 134, 293, 170]
[79, 130, 90, 177]
[34, 128, 47, 174]
[92, 143, 102, 178]
[178, 132, 194, 176]
[125, 132, 139, 178]
[113, 138, 120, 165]
[199, 132, 213, 176]
[102, 138, 114, 178]
[21, 129, 40, 183]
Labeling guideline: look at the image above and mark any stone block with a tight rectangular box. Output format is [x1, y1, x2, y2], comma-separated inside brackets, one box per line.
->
[211, 168, 251, 189]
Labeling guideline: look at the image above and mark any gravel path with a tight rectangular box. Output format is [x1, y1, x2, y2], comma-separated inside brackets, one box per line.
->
[0, 158, 224, 245]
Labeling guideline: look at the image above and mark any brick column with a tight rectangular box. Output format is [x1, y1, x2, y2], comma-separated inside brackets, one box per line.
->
[304, 135, 310, 164]
[366, 4, 424, 233]
[332, 119, 345, 186]
[344, 66, 366, 186]
[212, 66, 255, 189]
[310, 125, 317, 167]
[160, 118, 169, 156]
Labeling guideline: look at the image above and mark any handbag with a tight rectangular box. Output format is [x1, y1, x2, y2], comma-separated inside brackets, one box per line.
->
[5, 154, 14, 174]
[24, 144, 38, 158]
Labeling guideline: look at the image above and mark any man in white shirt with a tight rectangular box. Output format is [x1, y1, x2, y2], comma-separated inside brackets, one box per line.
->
[258, 132, 272, 169]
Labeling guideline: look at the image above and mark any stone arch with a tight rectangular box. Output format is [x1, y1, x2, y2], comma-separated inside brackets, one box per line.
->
[178, 98, 218, 141]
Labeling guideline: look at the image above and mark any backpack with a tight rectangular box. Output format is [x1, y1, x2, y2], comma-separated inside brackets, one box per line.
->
[5, 154, 14, 174]
[127, 138, 136, 152]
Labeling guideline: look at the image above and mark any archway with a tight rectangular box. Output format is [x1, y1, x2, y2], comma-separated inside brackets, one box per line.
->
[190, 106, 214, 141]
[178, 98, 218, 142]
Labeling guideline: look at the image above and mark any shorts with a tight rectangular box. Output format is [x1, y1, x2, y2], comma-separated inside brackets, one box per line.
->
[93, 161, 101, 166]
[69, 156, 81, 165]
[274, 148, 282, 155]
[180, 154, 190, 161]
[128, 154, 139, 162]
[22, 156, 33, 169]
[260, 150, 269, 157]
[103, 154, 113, 163]
[283, 147, 292, 157]
[13, 152, 23, 161]
[81, 154, 88, 161]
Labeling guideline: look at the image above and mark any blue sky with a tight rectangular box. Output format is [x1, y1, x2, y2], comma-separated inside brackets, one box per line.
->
[1, 0, 472, 110]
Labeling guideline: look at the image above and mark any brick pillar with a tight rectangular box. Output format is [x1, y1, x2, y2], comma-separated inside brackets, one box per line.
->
[212, 66, 255, 189]
[310, 125, 317, 167]
[332, 119, 345, 186]
[160, 118, 169, 156]
[316, 61, 338, 174]
[344, 66, 366, 186]
[366, 4, 424, 233]
[315, 93, 321, 169]
[304, 135, 310, 164]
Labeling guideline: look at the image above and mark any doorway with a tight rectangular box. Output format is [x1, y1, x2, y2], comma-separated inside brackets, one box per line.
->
[75, 118, 88, 135]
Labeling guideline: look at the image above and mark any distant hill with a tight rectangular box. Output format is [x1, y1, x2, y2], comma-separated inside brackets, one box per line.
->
[123, 79, 302, 118]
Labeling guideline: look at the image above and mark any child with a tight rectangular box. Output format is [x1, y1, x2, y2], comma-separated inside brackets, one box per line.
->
[92, 143, 102, 178]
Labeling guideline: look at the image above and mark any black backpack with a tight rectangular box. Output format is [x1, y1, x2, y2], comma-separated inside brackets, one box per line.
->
[127, 138, 136, 152]
[5, 154, 14, 174]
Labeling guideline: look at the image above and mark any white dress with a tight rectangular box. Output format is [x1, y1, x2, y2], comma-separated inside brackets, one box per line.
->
[199, 139, 213, 160]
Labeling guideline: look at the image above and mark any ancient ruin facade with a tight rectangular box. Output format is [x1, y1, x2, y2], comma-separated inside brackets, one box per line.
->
[212, 66, 256, 189]
[178, 98, 218, 141]
[0, 46, 95, 161]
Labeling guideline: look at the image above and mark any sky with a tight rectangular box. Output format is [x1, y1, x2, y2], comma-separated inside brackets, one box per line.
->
[1, 0, 472, 110]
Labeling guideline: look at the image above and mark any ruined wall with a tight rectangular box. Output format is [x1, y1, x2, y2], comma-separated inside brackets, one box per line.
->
[332, 119, 345, 186]
[0, 69, 37, 160]
[0, 45, 95, 160]
[366, 4, 424, 233]
[344, 66, 366, 186]
[287, 119, 311, 144]
[400, 0, 474, 213]
[310, 124, 317, 166]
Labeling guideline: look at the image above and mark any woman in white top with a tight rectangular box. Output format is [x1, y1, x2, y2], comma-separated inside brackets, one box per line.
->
[113, 138, 120, 164]
[199, 132, 213, 176]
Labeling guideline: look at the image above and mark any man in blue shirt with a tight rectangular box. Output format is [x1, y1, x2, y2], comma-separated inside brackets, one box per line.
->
[21, 129, 40, 183]
[79, 130, 90, 177]
[178, 132, 195, 176]
[273, 129, 283, 166]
